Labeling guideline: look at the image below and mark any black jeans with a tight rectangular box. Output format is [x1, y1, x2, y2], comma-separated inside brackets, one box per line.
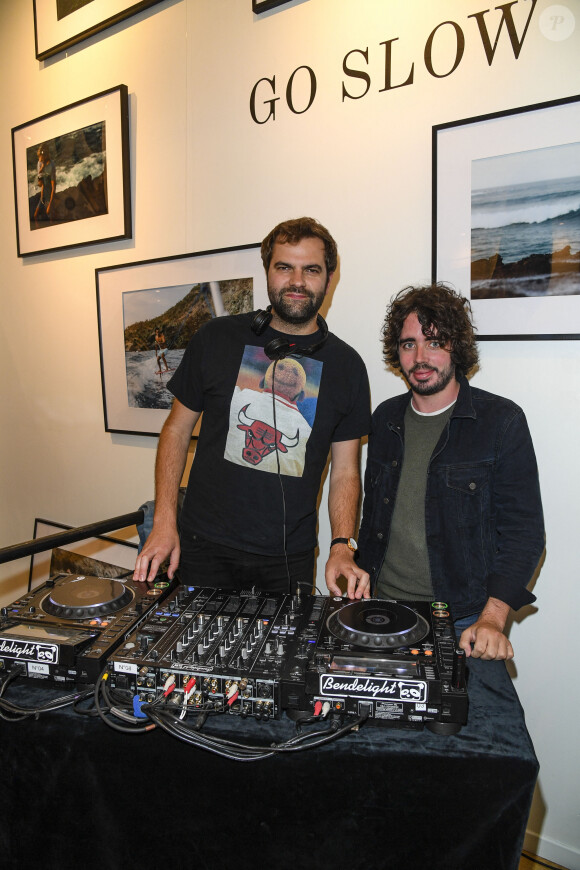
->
[178, 533, 315, 595]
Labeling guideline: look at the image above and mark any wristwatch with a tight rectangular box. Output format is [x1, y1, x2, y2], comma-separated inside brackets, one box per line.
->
[330, 537, 357, 552]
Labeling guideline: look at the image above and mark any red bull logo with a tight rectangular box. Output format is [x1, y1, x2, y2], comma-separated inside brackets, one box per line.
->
[237, 404, 299, 466]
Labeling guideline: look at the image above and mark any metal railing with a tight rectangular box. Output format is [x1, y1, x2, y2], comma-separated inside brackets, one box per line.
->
[0, 512, 144, 565]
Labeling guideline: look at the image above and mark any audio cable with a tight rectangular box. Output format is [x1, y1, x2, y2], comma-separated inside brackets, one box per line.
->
[0, 664, 94, 722]
[269, 357, 293, 595]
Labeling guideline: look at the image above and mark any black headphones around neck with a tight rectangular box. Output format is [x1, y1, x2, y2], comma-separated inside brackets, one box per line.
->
[251, 305, 329, 361]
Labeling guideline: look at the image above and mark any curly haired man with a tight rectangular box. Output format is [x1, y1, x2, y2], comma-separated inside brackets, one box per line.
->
[356, 283, 544, 661]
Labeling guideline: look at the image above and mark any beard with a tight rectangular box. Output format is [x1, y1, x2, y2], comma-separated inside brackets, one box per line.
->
[267, 286, 324, 325]
[405, 362, 455, 396]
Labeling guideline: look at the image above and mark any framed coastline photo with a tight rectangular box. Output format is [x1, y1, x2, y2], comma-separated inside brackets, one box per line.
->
[432, 95, 580, 340]
[96, 244, 267, 436]
[33, 0, 165, 61]
[11, 84, 131, 257]
[252, 1, 292, 13]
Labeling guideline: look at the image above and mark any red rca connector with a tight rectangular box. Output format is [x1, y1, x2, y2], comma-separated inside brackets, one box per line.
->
[163, 674, 176, 697]
[183, 676, 197, 702]
[226, 683, 239, 706]
[314, 700, 323, 717]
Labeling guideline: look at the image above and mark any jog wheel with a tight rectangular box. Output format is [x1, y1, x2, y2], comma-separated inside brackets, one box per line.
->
[41, 575, 134, 620]
[327, 600, 429, 649]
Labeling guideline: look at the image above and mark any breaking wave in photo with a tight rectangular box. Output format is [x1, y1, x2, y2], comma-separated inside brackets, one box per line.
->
[28, 151, 105, 199]
[472, 176, 580, 228]
[125, 350, 184, 409]
[471, 176, 580, 298]
[471, 176, 580, 262]
[471, 271, 580, 299]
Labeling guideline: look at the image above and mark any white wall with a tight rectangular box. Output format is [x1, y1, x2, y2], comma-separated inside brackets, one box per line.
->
[1, 0, 579, 865]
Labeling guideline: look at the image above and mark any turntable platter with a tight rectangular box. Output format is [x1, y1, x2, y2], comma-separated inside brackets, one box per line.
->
[326, 600, 429, 649]
[41, 575, 134, 620]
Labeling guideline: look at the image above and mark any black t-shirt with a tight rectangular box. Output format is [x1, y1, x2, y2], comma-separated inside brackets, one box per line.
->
[168, 312, 370, 555]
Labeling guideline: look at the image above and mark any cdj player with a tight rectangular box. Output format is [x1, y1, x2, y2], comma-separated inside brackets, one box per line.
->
[0, 572, 176, 685]
[107, 586, 468, 734]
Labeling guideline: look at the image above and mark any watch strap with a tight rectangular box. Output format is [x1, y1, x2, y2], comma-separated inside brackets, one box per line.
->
[330, 537, 357, 552]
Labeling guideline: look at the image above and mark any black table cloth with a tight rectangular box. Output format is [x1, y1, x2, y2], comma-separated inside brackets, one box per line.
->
[0, 655, 537, 870]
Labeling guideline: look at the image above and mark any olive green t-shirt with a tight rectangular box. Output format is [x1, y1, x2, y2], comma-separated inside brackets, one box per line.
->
[376, 401, 454, 601]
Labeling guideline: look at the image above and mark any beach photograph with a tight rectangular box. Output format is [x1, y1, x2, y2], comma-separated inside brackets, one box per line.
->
[470, 141, 580, 299]
[122, 277, 253, 410]
[26, 120, 108, 230]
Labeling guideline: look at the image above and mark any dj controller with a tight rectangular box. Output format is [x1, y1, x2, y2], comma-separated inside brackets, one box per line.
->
[108, 584, 468, 734]
[0, 575, 468, 733]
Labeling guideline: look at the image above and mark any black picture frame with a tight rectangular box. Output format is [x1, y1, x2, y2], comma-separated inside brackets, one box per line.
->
[252, 0, 291, 13]
[96, 244, 266, 436]
[33, 0, 165, 61]
[11, 83, 131, 257]
[433, 94, 580, 340]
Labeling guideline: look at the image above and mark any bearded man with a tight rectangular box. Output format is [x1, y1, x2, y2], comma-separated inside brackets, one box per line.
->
[356, 283, 544, 661]
[135, 217, 371, 597]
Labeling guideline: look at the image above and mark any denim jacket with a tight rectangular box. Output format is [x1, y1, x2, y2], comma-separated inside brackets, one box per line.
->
[357, 376, 544, 619]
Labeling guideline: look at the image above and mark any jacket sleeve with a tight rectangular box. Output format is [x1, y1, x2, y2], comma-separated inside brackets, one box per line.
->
[488, 408, 544, 610]
[356, 404, 400, 579]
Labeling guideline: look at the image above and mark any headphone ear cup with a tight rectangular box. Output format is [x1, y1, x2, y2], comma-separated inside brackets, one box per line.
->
[261, 314, 329, 360]
[251, 307, 272, 336]
[264, 337, 291, 360]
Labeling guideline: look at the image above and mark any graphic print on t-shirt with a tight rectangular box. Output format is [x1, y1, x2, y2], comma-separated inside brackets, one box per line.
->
[224, 346, 323, 477]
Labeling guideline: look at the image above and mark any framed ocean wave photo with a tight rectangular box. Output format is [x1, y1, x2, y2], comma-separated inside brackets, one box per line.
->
[33, 0, 165, 60]
[11, 84, 131, 257]
[433, 94, 580, 340]
[96, 244, 266, 436]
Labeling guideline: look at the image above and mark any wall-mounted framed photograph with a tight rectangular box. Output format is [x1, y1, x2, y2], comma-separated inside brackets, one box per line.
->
[96, 244, 267, 436]
[11, 84, 131, 257]
[433, 94, 580, 340]
[252, 0, 292, 13]
[33, 0, 165, 60]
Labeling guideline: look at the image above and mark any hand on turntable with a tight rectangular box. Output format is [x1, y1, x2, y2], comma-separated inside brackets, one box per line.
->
[324, 547, 371, 600]
[458, 598, 514, 661]
[134, 522, 180, 583]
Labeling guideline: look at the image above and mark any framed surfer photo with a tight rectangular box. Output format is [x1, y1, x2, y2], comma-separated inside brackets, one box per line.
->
[432, 94, 580, 340]
[96, 244, 267, 436]
[11, 84, 131, 257]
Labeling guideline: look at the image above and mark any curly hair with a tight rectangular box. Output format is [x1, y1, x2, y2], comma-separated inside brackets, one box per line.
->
[261, 217, 338, 280]
[382, 283, 479, 376]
